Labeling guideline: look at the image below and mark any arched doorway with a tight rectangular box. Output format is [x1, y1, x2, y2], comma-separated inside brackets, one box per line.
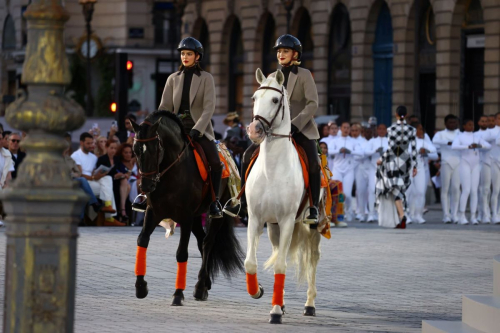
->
[2, 15, 16, 50]
[418, 0, 437, 135]
[328, 3, 351, 119]
[461, 0, 484, 121]
[228, 17, 244, 113]
[261, 13, 276, 77]
[292, 8, 314, 71]
[372, 2, 393, 126]
[193, 18, 211, 72]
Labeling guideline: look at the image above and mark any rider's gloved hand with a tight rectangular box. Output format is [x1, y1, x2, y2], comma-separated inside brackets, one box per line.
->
[291, 124, 299, 134]
[190, 129, 202, 141]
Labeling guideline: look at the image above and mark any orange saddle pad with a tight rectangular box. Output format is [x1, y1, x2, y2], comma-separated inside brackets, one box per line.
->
[193, 149, 230, 182]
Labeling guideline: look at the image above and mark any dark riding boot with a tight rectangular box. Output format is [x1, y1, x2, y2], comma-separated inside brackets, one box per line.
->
[223, 160, 249, 218]
[305, 172, 321, 224]
[209, 170, 223, 219]
[132, 195, 148, 212]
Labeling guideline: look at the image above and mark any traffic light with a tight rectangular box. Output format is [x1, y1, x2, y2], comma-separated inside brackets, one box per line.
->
[126, 60, 134, 89]
[110, 102, 117, 113]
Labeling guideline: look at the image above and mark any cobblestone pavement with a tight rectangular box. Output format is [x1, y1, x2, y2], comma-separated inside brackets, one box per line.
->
[0, 209, 499, 332]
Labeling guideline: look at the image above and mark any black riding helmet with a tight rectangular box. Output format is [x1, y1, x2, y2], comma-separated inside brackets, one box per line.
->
[273, 34, 302, 61]
[177, 37, 204, 60]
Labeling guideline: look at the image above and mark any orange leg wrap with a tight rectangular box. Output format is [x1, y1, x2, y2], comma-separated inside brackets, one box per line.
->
[246, 273, 259, 296]
[272, 274, 286, 306]
[175, 262, 188, 290]
[135, 246, 147, 276]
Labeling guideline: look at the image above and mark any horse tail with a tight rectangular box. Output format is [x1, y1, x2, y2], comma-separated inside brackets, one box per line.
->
[204, 213, 244, 281]
[264, 222, 317, 285]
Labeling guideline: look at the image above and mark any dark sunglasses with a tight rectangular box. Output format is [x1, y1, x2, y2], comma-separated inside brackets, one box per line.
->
[10, 140, 20, 143]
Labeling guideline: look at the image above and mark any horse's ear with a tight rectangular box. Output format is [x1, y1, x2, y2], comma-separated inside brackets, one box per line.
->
[130, 120, 140, 134]
[256, 68, 266, 84]
[275, 69, 285, 86]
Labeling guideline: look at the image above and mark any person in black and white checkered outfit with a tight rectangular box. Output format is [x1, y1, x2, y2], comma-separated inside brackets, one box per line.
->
[375, 106, 418, 229]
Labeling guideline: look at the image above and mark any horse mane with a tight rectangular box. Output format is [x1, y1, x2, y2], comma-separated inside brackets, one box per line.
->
[142, 110, 188, 142]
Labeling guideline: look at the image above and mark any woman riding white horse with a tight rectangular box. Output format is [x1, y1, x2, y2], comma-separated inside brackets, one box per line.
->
[244, 68, 322, 324]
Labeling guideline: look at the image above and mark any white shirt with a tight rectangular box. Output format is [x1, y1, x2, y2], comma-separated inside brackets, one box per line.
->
[0, 148, 15, 176]
[452, 131, 491, 166]
[352, 136, 368, 165]
[328, 135, 363, 173]
[488, 126, 500, 164]
[476, 129, 494, 166]
[365, 136, 389, 167]
[71, 148, 98, 176]
[320, 135, 338, 171]
[413, 137, 438, 168]
[432, 129, 461, 169]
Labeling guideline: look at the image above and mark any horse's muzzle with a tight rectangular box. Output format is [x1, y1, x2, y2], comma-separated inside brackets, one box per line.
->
[139, 178, 156, 193]
[247, 120, 265, 144]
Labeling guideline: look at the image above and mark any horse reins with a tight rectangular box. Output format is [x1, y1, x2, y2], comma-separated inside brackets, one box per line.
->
[134, 120, 188, 183]
[252, 85, 291, 140]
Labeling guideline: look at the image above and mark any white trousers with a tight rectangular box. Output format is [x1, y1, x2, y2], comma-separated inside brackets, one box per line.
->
[367, 165, 378, 217]
[459, 161, 481, 215]
[355, 164, 369, 215]
[89, 175, 116, 217]
[332, 168, 355, 215]
[408, 165, 427, 219]
[440, 163, 460, 219]
[479, 163, 491, 219]
[490, 162, 500, 218]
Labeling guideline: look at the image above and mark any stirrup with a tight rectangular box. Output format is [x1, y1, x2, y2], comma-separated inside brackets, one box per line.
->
[304, 206, 319, 225]
[222, 197, 241, 218]
[132, 194, 148, 213]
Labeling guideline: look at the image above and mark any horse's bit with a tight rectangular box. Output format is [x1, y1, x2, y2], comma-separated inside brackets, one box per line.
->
[252, 85, 291, 140]
[134, 120, 188, 184]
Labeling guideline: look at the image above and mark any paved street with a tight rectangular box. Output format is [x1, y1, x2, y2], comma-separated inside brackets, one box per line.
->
[0, 209, 499, 332]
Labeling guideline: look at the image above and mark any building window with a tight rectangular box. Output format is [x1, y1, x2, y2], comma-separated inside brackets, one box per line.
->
[228, 18, 244, 113]
[153, 2, 175, 47]
[2, 15, 16, 50]
[261, 14, 276, 77]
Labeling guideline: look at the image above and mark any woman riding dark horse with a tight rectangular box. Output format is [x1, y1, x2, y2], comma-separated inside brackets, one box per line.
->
[131, 38, 243, 306]
[133, 37, 223, 219]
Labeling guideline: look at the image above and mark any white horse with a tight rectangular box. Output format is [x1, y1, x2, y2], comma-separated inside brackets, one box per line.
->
[244, 68, 323, 324]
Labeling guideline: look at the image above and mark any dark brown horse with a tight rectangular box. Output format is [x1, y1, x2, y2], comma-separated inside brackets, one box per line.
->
[131, 110, 243, 305]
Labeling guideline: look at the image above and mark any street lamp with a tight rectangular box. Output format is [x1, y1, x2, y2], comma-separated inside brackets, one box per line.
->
[281, 0, 295, 34]
[79, 0, 97, 117]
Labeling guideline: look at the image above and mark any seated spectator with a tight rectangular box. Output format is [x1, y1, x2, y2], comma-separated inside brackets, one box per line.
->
[125, 114, 137, 145]
[0, 126, 14, 227]
[71, 132, 123, 226]
[96, 141, 131, 223]
[94, 136, 108, 157]
[117, 143, 139, 205]
[8, 132, 26, 179]
[2, 131, 11, 149]
[63, 145, 102, 221]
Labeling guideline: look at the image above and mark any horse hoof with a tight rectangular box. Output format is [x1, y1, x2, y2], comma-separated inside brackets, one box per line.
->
[303, 306, 316, 316]
[269, 314, 282, 324]
[171, 289, 184, 306]
[193, 287, 208, 301]
[251, 284, 265, 299]
[135, 280, 148, 299]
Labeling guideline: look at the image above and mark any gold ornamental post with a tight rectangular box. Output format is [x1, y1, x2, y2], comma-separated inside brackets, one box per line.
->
[2, 0, 87, 332]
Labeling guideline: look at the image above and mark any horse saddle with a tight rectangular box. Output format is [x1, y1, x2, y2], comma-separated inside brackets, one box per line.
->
[189, 140, 233, 182]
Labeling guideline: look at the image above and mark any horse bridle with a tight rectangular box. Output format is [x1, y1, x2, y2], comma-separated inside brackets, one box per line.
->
[252, 85, 291, 140]
[134, 120, 188, 184]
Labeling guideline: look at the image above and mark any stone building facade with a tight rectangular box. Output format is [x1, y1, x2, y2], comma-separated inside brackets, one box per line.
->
[1, 0, 499, 131]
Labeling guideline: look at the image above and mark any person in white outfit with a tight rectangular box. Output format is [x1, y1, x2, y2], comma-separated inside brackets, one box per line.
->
[486, 112, 500, 224]
[407, 123, 438, 224]
[320, 122, 340, 172]
[432, 114, 461, 223]
[476, 116, 493, 223]
[364, 124, 388, 222]
[329, 122, 363, 221]
[351, 123, 370, 221]
[452, 119, 491, 224]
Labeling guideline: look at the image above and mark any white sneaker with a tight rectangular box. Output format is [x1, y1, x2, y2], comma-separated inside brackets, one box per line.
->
[417, 216, 426, 224]
[482, 216, 491, 224]
[493, 215, 500, 224]
[407, 216, 413, 224]
[458, 213, 469, 225]
[345, 213, 354, 222]
[367, 215, 376, 223]
[355, 213, 363, 221]
[0, 220, 3, 227]
[443, 215, 452, 224]
[470, 214, 479, 225]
